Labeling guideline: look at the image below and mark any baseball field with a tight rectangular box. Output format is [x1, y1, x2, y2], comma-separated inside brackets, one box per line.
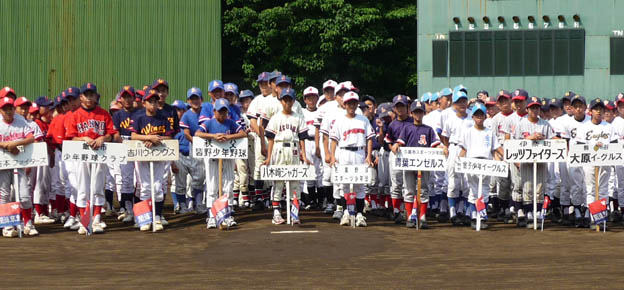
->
[2, 200, 624, 289]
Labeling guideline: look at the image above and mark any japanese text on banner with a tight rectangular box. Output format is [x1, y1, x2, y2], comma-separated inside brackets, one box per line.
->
[456, 157, 509, 177]
[124, 140, 179, 161]
[503, 139, 567, 163]
[192, 136, 248, 159]
[62, 141, 127, 164]
[567, 143, 624, 167]
[260, 165, 316, 181]
[391, 147, 446, 171]
[331, 165, 373, 184]
[0, 143, 48, 170]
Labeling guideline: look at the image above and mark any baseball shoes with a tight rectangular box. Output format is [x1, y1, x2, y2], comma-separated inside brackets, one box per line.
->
[451, 215, 463, 226]
[160, 217, 169, 226]
[574, 216, 584, 228]
[140, 223, 151, 232]
[242, 201, 251, 209]
[355, 213, 367, 227]
[195, 204, 208, 215]
[420, 219, 431, 229]
[223, 216, 237, 228]
[392, 211, 405, 224]
[117, 208, 128, 221]
[153, 221, 164, 231]
[609, 210, 622, 223]
[251, 201, 264, 211]
[496, 208, 506, 222]
[332, 205, 344, 220]
[340, 211, 350, 226]
[2, 227, 17, 238]
[292, 218, 301, 225]
[461, 214, 472, 226]
[34, 214, 55, 225]
[437, 211, 449, 223]
[173, 204, 181, 214]
[78, 225, 87, 235]
[59, 212, 68, 224]
[232, 199, 239, 208]
[122, 213, 134, 223]
[406, 219, 416, 228]
[526, 212, 534, 228]
[583, 217, 590, 228]
[104, 203, 113, 217]
[324, 203, 334, 215]
[93, 222, 104, 234]
[272, 213, 285, 225]
[99, 220, 107, 229]
[206, 217, 217, 229]
[562, 214, 574, 226]
[70, 219, 81, 231]
[179, 204, 191, 214]
[25, 223, 39, 236]
[504, 210, 514, 224]
[63, 216, 76, 229]
[516, 210, 527, 228]
[363, 200, 372, 213]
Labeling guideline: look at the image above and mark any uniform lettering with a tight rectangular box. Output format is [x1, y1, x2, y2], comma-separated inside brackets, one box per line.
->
[77, 120, 106, 135]
[278, 124, 297, 133]
[585, 130, 609, 141]
[140, 123, 167, 135]
[342, 128, 365, 141]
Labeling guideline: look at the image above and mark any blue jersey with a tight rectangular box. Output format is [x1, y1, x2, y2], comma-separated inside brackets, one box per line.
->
[198, 102, 215, 123]
[179, 109, 201, 155]
[130, 111, 173, 136]
[160, 104, 180, 134]
[199, 118, 242, 135]
[112, 109, 136, 139]
[397, 123, 440, 148]
[370, 116, 381, 150]
[175, 131, 189, 155]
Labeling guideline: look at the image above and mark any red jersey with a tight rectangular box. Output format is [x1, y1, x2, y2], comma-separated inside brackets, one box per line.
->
[47, 112, 68, 146]
[65, 106, 116, 139]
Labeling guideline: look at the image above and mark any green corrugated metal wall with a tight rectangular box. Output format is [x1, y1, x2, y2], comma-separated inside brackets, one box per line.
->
[0, 0, 221, 106]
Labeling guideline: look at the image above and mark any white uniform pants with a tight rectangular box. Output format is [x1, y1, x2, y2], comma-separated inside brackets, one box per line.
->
[585, 166, 611, 206]
[137, 161, 167, 202]
[0, 169, 31, 209]
[403, 170, 430, 203]
[446, 144, 468, 199]
[76, 163, 107, 207]
[51, 149, 64, 199]
[175, 154, 205, 195]
[377, 148, 390, 195]
[389, 152, 404, 199]
[33, 166, 51, 205]
[206, 158, 235, 207]
[569, 167, 585, 206]
[271, 143, 301, 202]
[559, 162, 572, 206]
[467, 173, 490, 204]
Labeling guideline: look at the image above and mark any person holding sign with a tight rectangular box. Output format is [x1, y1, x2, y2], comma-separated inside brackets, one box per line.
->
[458, 103, 504, 230]
[112, 86, 138, 223]
[575, 98, 618, 230]
[262, 88, 309, 225]
[611, 95, 624, 225]
[130, 88, 174, 231]
[196, 98, 246, 229]
[329, 91, 374, 227]
[513, 96, 556, 228]
[395, 101, 440, 229]
[0, 97, 37, 237]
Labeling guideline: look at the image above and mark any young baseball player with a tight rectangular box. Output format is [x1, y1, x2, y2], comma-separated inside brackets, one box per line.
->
[262, 88, 310, 225]
[329, 91, 374, 227]
[170, 99, 190, 213]
[374, 103, 393, 217]
[31, 96, 56, 224]
[301, 86, 322, 209]
[47, 95, 70, 223]
[246, 73, 271, 211]
[0, 97, 37, 237]
[196, 98, 246, 228]
[612, 94, 624, 225]
[177, 87, 206, 214]
[65, 83, 116, 234]
[130, 88, 174, 232]
[458, 103, 504, 229]
[545, 98, 566, 223]
[575, 98, 618, 230]
[513, 96, 556, 228]
[233, 89, 255, 208]
[395, 100, 441, 229]
[361, 96, 380, 212]
[316, 80, 342, 215]
[112, 86, 138, 223]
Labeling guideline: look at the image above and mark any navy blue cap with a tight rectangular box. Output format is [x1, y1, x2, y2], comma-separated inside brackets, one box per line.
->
[392, 94, 409, 106]
[143, 88, 159, 101]
[615, 93, 624, 105]
[604, 100, 616, 110]
[224, 83, 239, 96]
[477, 90, 489, 97]
[187, 87, 203, 99]
[497, 90, 512, 100]
[119, 86, 135, 98]
[589, 98, 606, 110]
[359, 102, 369, 111]
[172, 100, 186, 110]
[209, 80, 224, 92]
[268, 71, 282, 82]
[275, 75, 291, 86]
[362, 95, 376, 104]
[563, 91, 575, 101]
[512, 89, 529, 101]
[215, 98, 230, 111]
[410, 100, 426, 112]
[547, 98, 562, 108]
[257, 72, 270, 82]
[571, 94, 586, 105]
[377, 103, 391, 118]
[279, 88, 296, 100]
[80, 83, 99, 95]
[151, 78, 169, 89]
[527, 96, 541, 108]
[239, 90, 254, 100]
[35, 96, 53, 107]
[65, 86, 80, 99]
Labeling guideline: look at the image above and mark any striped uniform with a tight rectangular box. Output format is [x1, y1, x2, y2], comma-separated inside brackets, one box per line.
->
[561, 115, 590, 207]
[301, 107, 322, 190]
[501, 111, 527, 212]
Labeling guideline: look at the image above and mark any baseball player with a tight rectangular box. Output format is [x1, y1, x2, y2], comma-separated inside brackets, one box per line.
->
[513, 96, 555, 228]
[612, 94, 624, 225]
[177, 87, 207, 214]
[360, 95, 380, 212]
[329, 91, 374, 227]
[196, 98, 246, 228]
[262, 88, 310, 225]
[575, 98, 618, 230]
[374, 103, 393, 217]
[544, 98, 566, 223]
[459, 103, 504, 230]
[395, 100, 441, 229]
[233, 89, 255, 208]
[0, 97, 37, 237]
[315, 79, 339, 214]
[32, 96, 56, 224]
[130, 88, 174, 232]
[112, 86, 138, 223]
[246, 72, 271, 210]
[171, 99, 190, 213]
[64, 83, 116, 234]
[47, 95, 70, 223]
[301, 86, 322, 209]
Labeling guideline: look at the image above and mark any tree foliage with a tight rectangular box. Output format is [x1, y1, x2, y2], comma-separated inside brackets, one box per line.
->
[223, 0, 417, 101]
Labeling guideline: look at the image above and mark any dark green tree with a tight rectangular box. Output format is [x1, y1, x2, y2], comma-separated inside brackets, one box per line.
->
[223, 0, 417, 101]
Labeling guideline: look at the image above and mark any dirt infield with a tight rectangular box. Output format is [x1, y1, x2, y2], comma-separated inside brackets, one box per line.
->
[3, 202, 624, 289]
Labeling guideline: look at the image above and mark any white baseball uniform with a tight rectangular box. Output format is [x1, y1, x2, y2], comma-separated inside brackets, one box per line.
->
[611, 116, 624, 207]
[459, 126, 501, 206]
[0, 116, 34, 209]
[561, 115, 590, 207]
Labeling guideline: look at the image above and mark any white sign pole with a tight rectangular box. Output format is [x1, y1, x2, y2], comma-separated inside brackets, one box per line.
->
[150, 162, 156, 233]
[350, 183, 355, 229]
[14, 169, 21, 238]
[476, 174, 483, 232]
[533, 161, 537, 230]
[286, 181, 291, 226]
[88, 163, 97, 236]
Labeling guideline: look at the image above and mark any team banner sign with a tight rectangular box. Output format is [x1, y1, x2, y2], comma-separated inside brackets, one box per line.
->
[0, 143, 48, 170]
[456, 157, 509, 178]
[192, 136, 248, 159]
[124, 140, 179, 161]
[391, 147, 446, 171]
[260, 165, 316, 181]
[62, 141, 128, 164]
[331, 165, 374, 184]
[504, 139, 567, 163]
[567, 143, 624, 167]
[133, 199, 153, 228]
[0, 202, 21, 228]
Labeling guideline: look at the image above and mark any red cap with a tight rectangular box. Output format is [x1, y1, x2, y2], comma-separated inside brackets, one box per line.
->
[0, 97, 15, 108]
[0, 87, 16, 99]
[29, 103, 39, 114]
[14, 96, 31, 107]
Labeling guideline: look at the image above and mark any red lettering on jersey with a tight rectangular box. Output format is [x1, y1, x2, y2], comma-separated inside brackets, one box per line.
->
[342, 128, 365, 141]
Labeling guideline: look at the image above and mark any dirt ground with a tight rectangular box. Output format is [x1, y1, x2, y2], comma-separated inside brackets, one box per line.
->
[3, 199, 624, 290]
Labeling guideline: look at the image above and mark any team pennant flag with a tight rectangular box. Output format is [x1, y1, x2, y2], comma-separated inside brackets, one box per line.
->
[80, 201, 92, 234]
[133, 199, 153, 227]
[0, 202, 22, 228]
[588, 198, 608, 225]
[476, 197, 487, 220]
[345, 192, 357, 216]
[542, 196, 551, 219]
[291, 194, 300, 221]
[211, 195, 231, 226]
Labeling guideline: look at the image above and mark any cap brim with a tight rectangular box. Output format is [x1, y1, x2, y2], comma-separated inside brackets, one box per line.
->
[527, 102, 541, 108]
[511, 96, 527, 101]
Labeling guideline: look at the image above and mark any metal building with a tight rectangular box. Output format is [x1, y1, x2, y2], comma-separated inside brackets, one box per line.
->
[417, 0, 624, 99]
[0, 0, 222, 105]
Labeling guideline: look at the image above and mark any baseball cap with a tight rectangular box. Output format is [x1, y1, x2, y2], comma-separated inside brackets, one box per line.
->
[80, 83, 99, 95]
[65, 86, 80, 99]
[151, 78, 169, 89]
[215, 98, 230, 111]
[452, 91, 468, 103]
[336, 81, 354, 94]
[440, 88, 453, 97]
[497, 90, 512, 100]
[239, 90, 254, 100]
[527, 96, 541, 108]
[224, 83, 239, 96]
[511, 89, 529, 101]
[343, 91, 359, 103]
[187, 87, 203, 99]
[172, 100, 186, 110]
[392, 94, 409, 107]
[0, 97, 14, 108]
[316, 95, 326, 107]
[362, 95, 376, 104]
[256, 72, 270, 83]
[279, 88, 296, 100]
[268, 71, 282, 82]
[615, 93, 624, 105]
[453, 84, 467, 95]
[119, 86, 135, 98]
[29, 103, 39, 114]
[0, 87, 16, 99]
[275, 75, 291, 86]
[477, 90, 489, 97]
[35, 96, 53, 107]
[143, 88, 159, 101]
[604, 100, 616, 110]
[410, 100, 425, 112]
[136, 90, 145, 98]
[589, 98, 606, 110]
[541, 99, 549, 111]
[421, 92, 432, 103]
[486, 96, 497, 106]
[547, 98, 562, 108]
[359, 102, 369, 111]
[208, 80, 224, 92]
[571, 94, 586, 105]
[378, 103, 391, 118]
[303, 86, 319, 96]
[562, 91, 576, 101]
[471, 103, 487, 115]
[14, 97, 31, 107]
[323, 80, 337, 90]
[430, 92, 440, 102]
